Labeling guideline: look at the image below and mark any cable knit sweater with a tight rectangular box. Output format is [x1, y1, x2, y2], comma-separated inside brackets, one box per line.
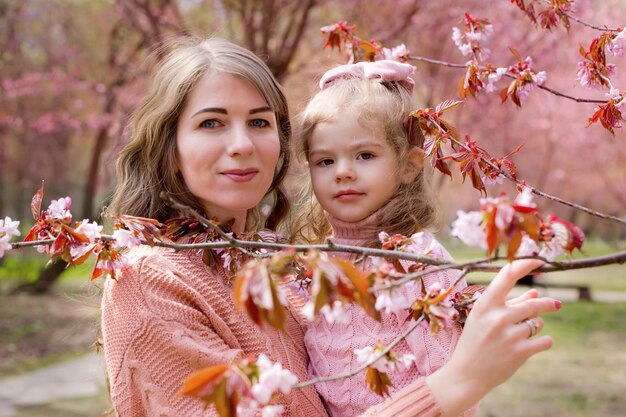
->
[304, 210, 477, 417]
[101, 239, 447, 417]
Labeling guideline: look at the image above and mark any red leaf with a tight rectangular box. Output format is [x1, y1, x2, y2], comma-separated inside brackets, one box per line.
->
[31, 181, 44, 220]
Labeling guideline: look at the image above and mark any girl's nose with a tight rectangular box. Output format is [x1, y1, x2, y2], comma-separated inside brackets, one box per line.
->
[227, 125, 254, 157]
[334, 161, 355, 182]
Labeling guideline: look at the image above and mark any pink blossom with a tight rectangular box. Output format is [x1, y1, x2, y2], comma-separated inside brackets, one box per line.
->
[481, 173, 505, 186]
[576, 61, 616, 89]
[47, 197, 72, 220]
[74, 219, 103, 243]
[112, 229, 141, 249]
[354, 345, 416, 373]
[355, 346, 395, 373]
[450, 210, 487, 249]
[251, 354, 298, 404]
[96, 256, 128, 277]
[374, 284, 414, 315]
[608, 29, 626, 56]
[515, 235, 540, 257]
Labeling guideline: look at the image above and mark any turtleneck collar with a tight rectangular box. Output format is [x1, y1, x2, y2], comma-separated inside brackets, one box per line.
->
[325, 198, 398, 246]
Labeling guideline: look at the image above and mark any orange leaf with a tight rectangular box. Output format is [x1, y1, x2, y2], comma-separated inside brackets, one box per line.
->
[365, 367, 394, 397]
[180, 364, 230, 397]
[507, 229, 523, 262]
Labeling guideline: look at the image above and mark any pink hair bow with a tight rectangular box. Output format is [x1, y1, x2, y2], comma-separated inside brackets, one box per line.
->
[319, 60, 415, 93]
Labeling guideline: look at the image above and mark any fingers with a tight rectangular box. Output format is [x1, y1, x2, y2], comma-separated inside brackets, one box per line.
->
[483, 259, 544, 304]
[515, 317, 544, 339]
[507, 288, 539, 305]
[507, 297, 561, 323]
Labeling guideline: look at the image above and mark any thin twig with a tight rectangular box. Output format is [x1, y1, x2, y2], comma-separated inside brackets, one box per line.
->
[539, 0, 620, 32]
[440, 129, 626, 225]
[407, 55, 606, 104]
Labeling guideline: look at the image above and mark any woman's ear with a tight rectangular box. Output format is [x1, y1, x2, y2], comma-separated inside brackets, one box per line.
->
[401, 146, 425, 183]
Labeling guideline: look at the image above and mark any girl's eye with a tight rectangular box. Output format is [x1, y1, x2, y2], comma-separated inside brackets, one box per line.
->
[250, 119, 270, 128]
[316, 159, 334, 167]
[358, 152, 375, 160]
[200, 119, 222, 129]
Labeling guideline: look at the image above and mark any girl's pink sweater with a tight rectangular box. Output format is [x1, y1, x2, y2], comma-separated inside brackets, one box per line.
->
[304, 211, 477, 417]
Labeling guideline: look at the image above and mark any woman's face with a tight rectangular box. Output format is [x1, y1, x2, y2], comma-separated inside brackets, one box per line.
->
[176, 71, 281, 233]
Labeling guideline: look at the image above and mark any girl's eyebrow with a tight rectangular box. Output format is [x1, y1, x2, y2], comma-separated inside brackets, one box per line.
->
[308, 140, 385, 157]
[192, 106, 273, 117]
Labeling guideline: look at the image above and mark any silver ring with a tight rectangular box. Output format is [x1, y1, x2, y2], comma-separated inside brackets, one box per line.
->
[523, 319, 538, 338]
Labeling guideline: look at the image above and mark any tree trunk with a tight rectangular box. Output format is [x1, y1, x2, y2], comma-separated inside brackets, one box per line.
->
[11, 260, 67, 295]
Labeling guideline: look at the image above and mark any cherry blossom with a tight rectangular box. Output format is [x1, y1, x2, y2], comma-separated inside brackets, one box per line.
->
[74, 219, 103, 243]
[112, 228, 142, 249]
[0, 217, 20, 258]
[450, 210, 487, 249]
[251, 354, 298, 404]
[46, 197, 72, 220]
[354, 344, 416, 373]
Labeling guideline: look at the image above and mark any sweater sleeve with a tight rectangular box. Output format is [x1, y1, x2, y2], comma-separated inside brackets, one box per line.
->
[358, 378, 444, 417]
[102, 253, 245, 417]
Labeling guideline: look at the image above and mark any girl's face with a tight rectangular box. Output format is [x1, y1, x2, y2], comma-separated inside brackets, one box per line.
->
[308, 112, 404, 223]
[176, 71, 281, 233]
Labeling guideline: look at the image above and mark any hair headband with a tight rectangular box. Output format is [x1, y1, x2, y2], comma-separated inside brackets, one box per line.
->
[319, 60, 416, 93]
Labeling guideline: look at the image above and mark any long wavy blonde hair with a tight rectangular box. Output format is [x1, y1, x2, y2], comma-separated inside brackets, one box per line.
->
[290, 77, 438, 247]
[107, 37, 291, 231]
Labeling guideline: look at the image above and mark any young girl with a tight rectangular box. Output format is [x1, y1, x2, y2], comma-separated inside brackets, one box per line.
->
[292, 60, 475, 416]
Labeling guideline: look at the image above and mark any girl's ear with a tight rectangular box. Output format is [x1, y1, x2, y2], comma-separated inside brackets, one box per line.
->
[401, 147, 425, 183]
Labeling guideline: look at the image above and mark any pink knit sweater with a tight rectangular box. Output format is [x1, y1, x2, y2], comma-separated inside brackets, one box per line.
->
[101, 239, 447, 416]
[304, 211, 476, 417]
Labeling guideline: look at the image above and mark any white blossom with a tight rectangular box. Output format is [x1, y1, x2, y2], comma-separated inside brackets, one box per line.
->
[262, 405, 285, 417]
[74, 219, 102, 243]
[46, 197, 72, 220]
[515, 235, 540, 257]
[0, 237, 11, 258]
[319, 300, 349, 324]
[382, 43, 408, 61]
[251, 354, 298, 405]
[450, 210, 487, 249]
[113, 229, 141, 249]
[515, 186, 536, 207]
[0, 216, 21, 238]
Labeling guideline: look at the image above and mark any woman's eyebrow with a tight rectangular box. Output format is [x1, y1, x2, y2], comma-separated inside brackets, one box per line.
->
[191, 106, 272, 118]
[192, 107, 227, 117]
[249, 106, 273, 114]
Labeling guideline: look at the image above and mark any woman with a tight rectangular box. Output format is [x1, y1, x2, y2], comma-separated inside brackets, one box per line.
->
[101, 36, 559, 416]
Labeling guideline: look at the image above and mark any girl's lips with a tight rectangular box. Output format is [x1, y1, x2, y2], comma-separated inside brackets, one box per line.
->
[334, 190, 364, 201]
[222, 168, 259, 183]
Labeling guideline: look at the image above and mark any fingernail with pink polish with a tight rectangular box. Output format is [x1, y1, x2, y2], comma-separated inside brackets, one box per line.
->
[554, 300, 562, 310]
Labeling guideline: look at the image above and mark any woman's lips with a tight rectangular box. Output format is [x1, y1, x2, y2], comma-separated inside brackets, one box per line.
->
[222, 168, 259, 183]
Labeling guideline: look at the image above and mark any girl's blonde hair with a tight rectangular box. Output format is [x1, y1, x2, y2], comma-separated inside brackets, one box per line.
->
[290, 77, 438, 247]
[107, 37, 290, 230]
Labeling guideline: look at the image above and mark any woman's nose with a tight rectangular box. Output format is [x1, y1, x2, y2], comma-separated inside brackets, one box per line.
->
[227, 125, 254, 157]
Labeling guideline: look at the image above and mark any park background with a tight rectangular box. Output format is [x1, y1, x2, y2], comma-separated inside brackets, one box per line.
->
[0, 0, 625, 416]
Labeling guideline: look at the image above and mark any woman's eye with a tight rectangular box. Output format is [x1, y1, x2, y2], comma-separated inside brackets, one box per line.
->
[250, 119, 269, 128]
[200, 119, 222, 129]
[358, 152, 375, 160]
